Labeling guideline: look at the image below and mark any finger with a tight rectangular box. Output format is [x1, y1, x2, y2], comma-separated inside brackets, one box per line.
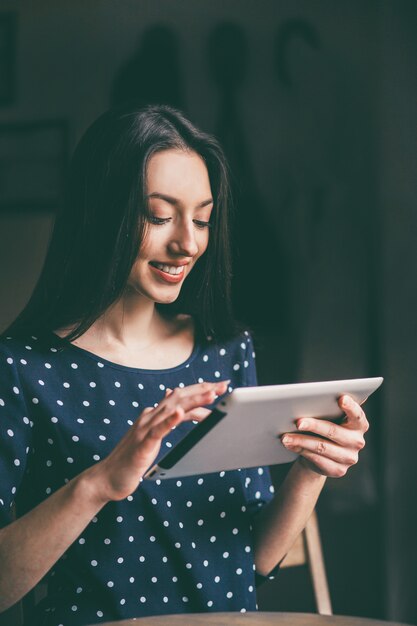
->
[338, 395, 370, 433]
[282, 434, 359, 466]
[184, 407, 212, 423]
[297, 449, 349, 478]
[140, 408, 185, 449]
[295, 417, 366, 450]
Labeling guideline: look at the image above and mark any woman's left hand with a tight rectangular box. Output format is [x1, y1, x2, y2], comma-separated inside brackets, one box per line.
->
[281, 395, 369, 478]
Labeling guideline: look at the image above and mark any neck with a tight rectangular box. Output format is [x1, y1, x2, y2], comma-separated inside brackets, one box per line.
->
[81, 289, 166, 350]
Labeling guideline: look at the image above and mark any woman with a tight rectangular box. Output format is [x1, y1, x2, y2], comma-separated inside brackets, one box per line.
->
[0, 105, 368, 625]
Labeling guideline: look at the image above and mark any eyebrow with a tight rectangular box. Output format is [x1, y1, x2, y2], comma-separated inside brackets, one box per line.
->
[146, 192, 213, 209]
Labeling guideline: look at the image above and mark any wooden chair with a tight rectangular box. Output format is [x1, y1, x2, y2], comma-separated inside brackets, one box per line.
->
[280, 510, 332, 615]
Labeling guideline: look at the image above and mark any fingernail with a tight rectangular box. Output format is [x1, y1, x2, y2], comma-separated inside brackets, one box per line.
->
[342, 395, 352, 408]
[281, 436, 293, 445]
[297, 420, 307, 430]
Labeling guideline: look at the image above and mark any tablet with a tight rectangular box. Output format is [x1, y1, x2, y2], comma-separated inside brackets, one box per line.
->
[144, 376, 383, 481]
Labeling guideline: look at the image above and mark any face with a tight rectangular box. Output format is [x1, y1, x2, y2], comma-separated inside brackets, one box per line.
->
[126, 148, 213, 304]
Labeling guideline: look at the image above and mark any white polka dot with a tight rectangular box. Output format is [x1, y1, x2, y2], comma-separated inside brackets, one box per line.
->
[77, 418, 84, 424]
[71, 363, 78, 369]
[203, 355, 208, 362]
[6, 357, 13, 364]
[232, 528, 239, 535]
[46, 460, 52, 467]
[7, 429, 14, 437]
[198, 377, 204, 383]
[233, 363, 240, 371]
[91, 560, 98, 566]
[151, 576, 158, 583]
[227, 591, 233, 598]
[128, 535, 134, 542]
[116, 516, 123, 522]
[57, 400, 64, 406]
[162, 556, 168, 562]
[258, 467, 264, 475]
[208, 495, 214, 502]
[236, 568, 242, 575]
[207, 600, 213, 607]
[89, 381, 96, 387]
[186, 501, 192, 507]
[219, 471, 225, 477]
[99, 435, 106, 441]
[182, 596, 189, 602]
[175, 542, 181, 549]
[241, 342, 246, 349]
[76, 587, 82, 593]
[248, 585, 254, 592]
[20, 359, 27, 365]
[196, 583, 203, 589]
[32, 397, 39, 404]
[197, 478, 204, 485]
[93, 454, 100, 461]
[67, 457, 74, 464]
[132, 401, 139, 407]
[72, 435, 79, 442]
[241, 608, 247, 613]
[129, 577, 135, 583]
[214, 371, 221, 378]
[223, 552, 229, 558]
[38, 379, 45, 386]
[197, 519, 204, 526]
[139, 555, 145, 562]
[13, 386, 19, 394]
[63, 382, 70, 388]
[150, 536, 156, 542]
[0, 399, 4, 406]
[214, 576, 220, 583]
[219, 348, 226, 356]
[107, 581, 114, 588]
[104, 538, 111, 545]
[13, 459, 20, 466]
[44, 363, 52, 369]
[115, 381, 121, 388]
[255, 491, 261, 499]
[138, 383, 144, 389]
[83, 401, 90, 407]
[25, 345, 32, 350]
[138, 515, 144, 521]
[203, 560, 209, 567]
[97, 362, 104, 368]
[120, 598, 126, 605]
[178, 382, 185, 388]
[162, 597, 168, 603]
[210, 536, 216, 543]
[109, 400, 115, 406]
[186, 563, 192, 569]
[159, 384, 165, 390]
[173, 576, 178, 582]
[78, 538, 85, 544]
[97, 610, 103, 617]
[245, 545, 251, 553]
[176, 480, 182, 487]
[244, 360, 249, 368]
[163, 520, 169, 527]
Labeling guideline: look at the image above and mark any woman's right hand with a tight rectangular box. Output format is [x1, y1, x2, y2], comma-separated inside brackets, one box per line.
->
[84, 380, 229, 504]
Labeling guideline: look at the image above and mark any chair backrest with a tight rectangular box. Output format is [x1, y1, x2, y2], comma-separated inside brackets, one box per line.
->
[280, 510, 332, 615]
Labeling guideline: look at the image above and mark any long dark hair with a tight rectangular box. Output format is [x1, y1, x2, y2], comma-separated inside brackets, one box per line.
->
[4, 104, 239, 343]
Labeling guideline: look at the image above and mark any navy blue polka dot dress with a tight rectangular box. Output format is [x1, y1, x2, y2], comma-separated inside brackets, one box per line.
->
[0, 325, 275, 626]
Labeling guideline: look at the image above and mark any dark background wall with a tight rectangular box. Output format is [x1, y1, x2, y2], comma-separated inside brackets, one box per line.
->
[0, 0, 416, 623]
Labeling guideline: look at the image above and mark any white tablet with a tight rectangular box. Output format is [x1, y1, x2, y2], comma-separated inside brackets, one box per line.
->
[144, 376, 383, 481]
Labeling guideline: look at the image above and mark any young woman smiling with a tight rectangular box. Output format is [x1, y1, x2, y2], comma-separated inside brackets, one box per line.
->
[0, 105, 369, 625]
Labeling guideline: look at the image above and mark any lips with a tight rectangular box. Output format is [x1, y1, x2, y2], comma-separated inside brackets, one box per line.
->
[149, 262, 187, 284]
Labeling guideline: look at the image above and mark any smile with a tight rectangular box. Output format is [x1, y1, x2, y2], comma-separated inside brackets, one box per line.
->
[149, 262, 184, 275]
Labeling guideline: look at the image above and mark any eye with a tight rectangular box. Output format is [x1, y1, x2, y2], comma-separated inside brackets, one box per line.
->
[193, 220, 212, 230]
[147, 215, 171, 226]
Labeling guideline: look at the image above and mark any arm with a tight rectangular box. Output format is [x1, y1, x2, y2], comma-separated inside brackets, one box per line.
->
[0, 380, 227, 612]
[253, 394, 369, 576]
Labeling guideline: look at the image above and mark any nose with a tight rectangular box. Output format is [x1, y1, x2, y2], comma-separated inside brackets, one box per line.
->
[168, 220, 199, 258]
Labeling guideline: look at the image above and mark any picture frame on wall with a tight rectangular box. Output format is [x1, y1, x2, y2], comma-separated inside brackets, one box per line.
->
[0, 12, 17, 106]
[0, 120, 68, 212]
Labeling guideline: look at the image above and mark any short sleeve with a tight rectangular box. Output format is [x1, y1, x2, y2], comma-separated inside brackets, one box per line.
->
[240, 332, 275, 515]
[0, 344, 33, 527]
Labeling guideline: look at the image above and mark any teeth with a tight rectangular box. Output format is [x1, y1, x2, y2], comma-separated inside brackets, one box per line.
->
[153, 263, 184, 275]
